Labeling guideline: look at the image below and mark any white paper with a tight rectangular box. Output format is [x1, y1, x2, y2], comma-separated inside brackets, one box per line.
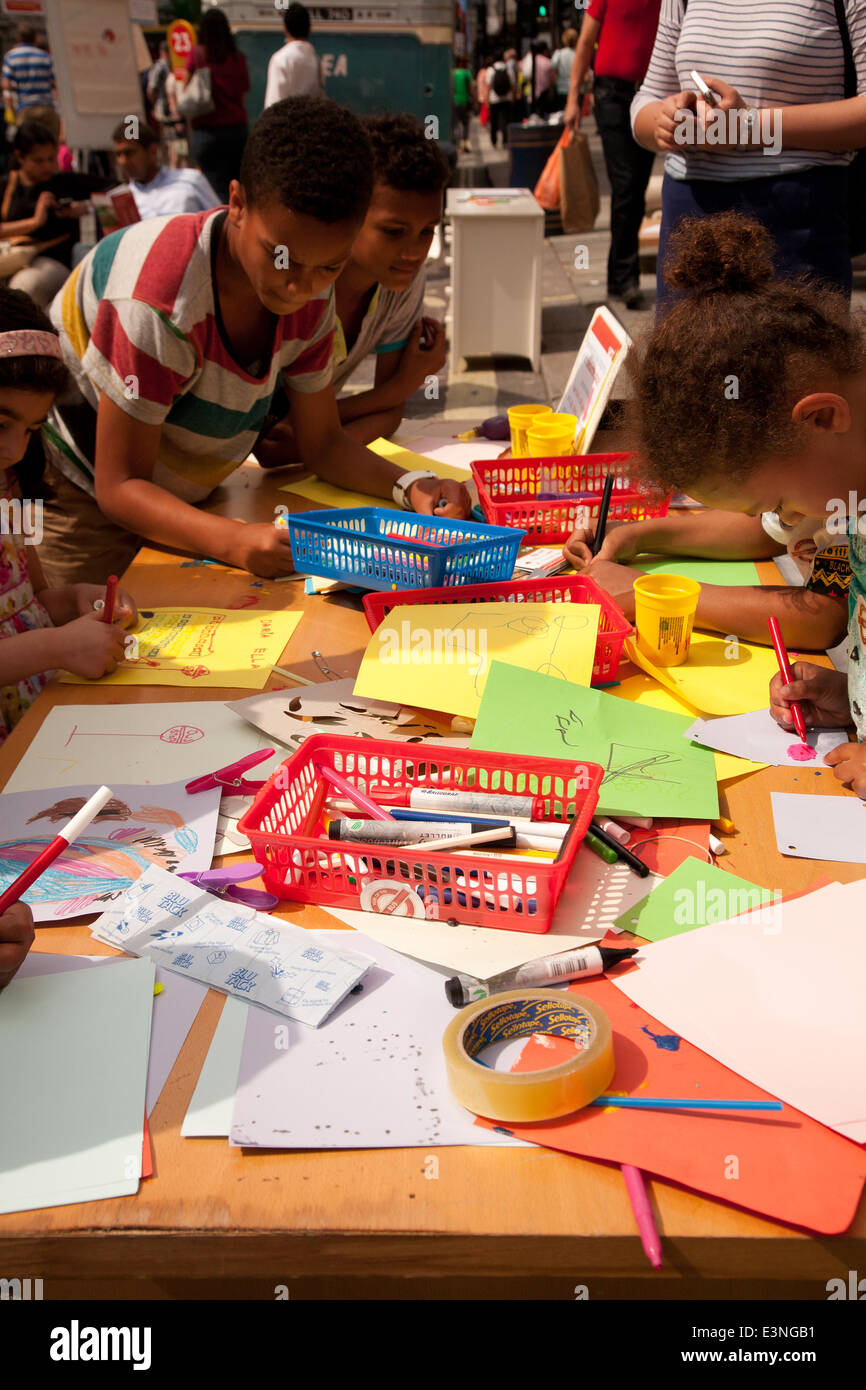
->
[0, 958, 154, 1214]
[17, 952, 207, 1116]
[91, 865, 372, 1025]
[685, 708, 848, 767]
[614, 881, 866, 1136]
[0, 779, 220, 923]
[230, 930, 523, 1149]
[771, 791, 866, 863]
[225, 677, 458, 749]
[182, 996, 249, 1138]
[4, 701, 269, 793]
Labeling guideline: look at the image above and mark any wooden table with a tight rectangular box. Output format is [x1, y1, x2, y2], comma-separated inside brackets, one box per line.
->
[1, 463, 864, 1301]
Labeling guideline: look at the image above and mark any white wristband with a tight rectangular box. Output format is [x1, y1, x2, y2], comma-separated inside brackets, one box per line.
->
[392, 469, 437, 510]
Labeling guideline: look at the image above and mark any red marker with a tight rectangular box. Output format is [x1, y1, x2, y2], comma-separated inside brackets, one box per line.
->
[0, 785, 114, 914]
[768, 617, 808, 744]
[103, 574, 118, 625]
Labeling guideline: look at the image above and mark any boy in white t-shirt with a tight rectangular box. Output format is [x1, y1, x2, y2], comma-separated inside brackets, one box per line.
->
[264, 3, 321, 107]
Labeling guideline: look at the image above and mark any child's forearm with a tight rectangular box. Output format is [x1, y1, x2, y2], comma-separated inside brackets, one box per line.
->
[312, 431, 403, 500]
[338, 406, 404, 445]
[338, 379, 407, 424]
[619, 511, 783, 560]
[694, 584, 846, 650]
[96, 477, 249, 566]
[0, 626, 61, 686]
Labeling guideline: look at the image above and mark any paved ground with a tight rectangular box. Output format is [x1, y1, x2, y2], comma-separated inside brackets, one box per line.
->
[397, 112, 866, 431]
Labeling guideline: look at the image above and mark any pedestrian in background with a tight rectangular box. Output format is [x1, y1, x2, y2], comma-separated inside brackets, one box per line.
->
[551, 29, 577, 113]
[487, 54, 514, 149]
[2, 24, 55, 125]
[264, 2, 321, 108]
[453, 58, 474, 154]
[184, 8, 249, 203]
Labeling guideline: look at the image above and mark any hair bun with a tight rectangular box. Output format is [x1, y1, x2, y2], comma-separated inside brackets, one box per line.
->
[664, 211, 775, 295]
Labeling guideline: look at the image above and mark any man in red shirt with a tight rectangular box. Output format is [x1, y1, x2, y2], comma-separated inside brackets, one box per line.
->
[565, 1, 662, 310]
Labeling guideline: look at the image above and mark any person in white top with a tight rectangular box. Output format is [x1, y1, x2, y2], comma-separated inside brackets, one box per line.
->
[112, 122, 220, 218]
[264, 3, 322, 109]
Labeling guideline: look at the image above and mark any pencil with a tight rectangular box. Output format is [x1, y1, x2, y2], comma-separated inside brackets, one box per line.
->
[621, 1165, 662, 1270]
[102, 575, 118, 625]
[591, 473, 615, 557]
[0, 785, 115, 913]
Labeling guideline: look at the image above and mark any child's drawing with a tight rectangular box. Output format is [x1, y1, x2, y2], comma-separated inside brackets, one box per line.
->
[0, 779, 220, 922]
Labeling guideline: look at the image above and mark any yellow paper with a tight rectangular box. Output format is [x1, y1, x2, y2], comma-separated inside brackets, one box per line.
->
[354, 601, 599, 718]
[612, 671, 766, 780]
[280, 438, 472, 511]
[62, 607, 302, 689]
[625, 634, 781, 719]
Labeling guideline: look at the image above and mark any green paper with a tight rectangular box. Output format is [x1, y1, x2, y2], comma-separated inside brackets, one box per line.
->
[638, 556, 761, 587]
[613, 856, 775, 941]
[471, 663, 719, 819]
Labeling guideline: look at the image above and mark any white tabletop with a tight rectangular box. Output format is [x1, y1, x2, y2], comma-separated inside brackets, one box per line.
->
[446, 188, 544, 219]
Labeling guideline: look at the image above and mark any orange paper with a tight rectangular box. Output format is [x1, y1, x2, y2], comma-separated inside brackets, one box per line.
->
[477, 971, 866, 1234]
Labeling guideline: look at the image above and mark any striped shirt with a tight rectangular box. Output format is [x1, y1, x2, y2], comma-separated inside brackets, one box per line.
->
[45, 209, 334, 503]
[632, 0, 866, 181]
[1, 42, 55, 110]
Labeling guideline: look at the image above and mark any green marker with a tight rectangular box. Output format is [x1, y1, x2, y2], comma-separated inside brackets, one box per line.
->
[585, 829, 618, 865]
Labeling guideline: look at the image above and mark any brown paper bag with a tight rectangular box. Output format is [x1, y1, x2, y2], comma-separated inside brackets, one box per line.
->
[559, 129, 600, 234]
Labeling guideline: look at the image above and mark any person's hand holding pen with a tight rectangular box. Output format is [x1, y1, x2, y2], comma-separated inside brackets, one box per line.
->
[407, 475, 472, 518]
[0, 903, 34, 991]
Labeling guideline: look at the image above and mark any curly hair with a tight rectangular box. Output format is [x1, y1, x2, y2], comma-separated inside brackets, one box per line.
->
[629, 211, 866, 495]
[0, 289, 68, 497]
[362, 112, 450, 194]
[240, 97, 373, 223]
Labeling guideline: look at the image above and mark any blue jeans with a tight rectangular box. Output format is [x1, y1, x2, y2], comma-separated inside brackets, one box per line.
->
[657, 166, 852, 313]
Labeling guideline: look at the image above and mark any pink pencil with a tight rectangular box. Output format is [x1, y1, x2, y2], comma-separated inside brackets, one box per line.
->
[0, 785, 114, 914]
[621, 1163, 662, 1270]
[318, 765, 395, 821]
[103, 574, 118, 625]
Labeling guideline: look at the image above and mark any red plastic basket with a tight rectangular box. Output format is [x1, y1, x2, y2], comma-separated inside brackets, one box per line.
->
[362, 574, 632, 685]
[238, 734, 603, 933]
[472, 451, 670, 544]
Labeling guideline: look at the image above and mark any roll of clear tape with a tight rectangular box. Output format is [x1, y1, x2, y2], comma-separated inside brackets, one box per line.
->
[442, 989, 615, 1123]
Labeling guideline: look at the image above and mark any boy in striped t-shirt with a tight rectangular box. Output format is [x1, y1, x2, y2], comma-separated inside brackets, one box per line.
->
[40, 97, 469, 586]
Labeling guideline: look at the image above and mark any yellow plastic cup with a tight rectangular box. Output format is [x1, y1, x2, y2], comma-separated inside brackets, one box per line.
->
[526, 412, 579, 457]
[508, 403, 552, 457]
[633, 574, 701, 667]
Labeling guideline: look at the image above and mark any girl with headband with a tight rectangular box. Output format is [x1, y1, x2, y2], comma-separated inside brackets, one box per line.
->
[0, 288, 137, 746]
[623, 210, 866, 797]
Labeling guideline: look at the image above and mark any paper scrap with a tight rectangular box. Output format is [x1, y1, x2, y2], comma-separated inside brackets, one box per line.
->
[771, 791, 866, 863]
[0, 779, 220, 923]
[686, 708, 849, 767]
[638, 556, 761, 586]
[229, 930, 523, 1149]
[471, 662, 719, 819]
[0, 958, 154, 1214]
[62, 607, 302, 688]
[611, 674, 766, 781]
[355, 602, 600, 719]
[182, 996, 249, 1138]
[612, 855, 775, 942]
[91, 864, 372, 1026]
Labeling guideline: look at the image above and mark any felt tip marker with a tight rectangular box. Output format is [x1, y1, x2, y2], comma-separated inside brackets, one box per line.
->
[585, 828, 618, 865]
[0, 785, 115, 913]
[768, 616, 809, 744]
[327, 817, 516, 848]
[407, 787, 536, 819]
[445, 944, 639, 1007]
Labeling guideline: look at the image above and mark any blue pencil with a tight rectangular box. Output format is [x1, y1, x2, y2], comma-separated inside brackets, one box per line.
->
[592, 1097, 782, 1112]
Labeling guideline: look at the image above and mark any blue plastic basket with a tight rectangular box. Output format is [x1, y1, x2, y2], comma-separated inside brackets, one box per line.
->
[287, 508, 526, 591]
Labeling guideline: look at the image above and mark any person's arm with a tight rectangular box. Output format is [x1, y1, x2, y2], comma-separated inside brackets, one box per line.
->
[564, 509, 786, 568]
[0, 188, 55, 239]
[93, 396, 296, 576]
[0, 904, 35, 991]
[564, 14, 601, 127]
[337, 319, 446, 430]
[631, 2, 690, 153]
[289, 383, 470, 516]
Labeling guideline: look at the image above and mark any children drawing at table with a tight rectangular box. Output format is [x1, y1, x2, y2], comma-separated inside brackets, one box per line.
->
[255, 112, 450, 462]
[620, 210, 866, 795]
[0, 902, 33, 988]
[41, 97, 470, 589]
[563, 508, 850, 651]
[0, 289, 135, 742]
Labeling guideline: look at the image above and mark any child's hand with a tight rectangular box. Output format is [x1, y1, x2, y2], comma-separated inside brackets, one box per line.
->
[51, 610, 128, 680]
[583, 558, 641, 619]
[407, 476, 471, 518]
[769, 661, 852, 731]
[230, 522, 296, 578]
[396, 319, 447, 392]
[0, 902, 35, 990]
[823, 741, 866, 798]
[77, 583, 137, 628]
[563, 521, 632, 569]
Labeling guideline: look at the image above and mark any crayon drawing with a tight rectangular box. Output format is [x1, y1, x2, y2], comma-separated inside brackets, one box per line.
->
[0, 779, 220, 922]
